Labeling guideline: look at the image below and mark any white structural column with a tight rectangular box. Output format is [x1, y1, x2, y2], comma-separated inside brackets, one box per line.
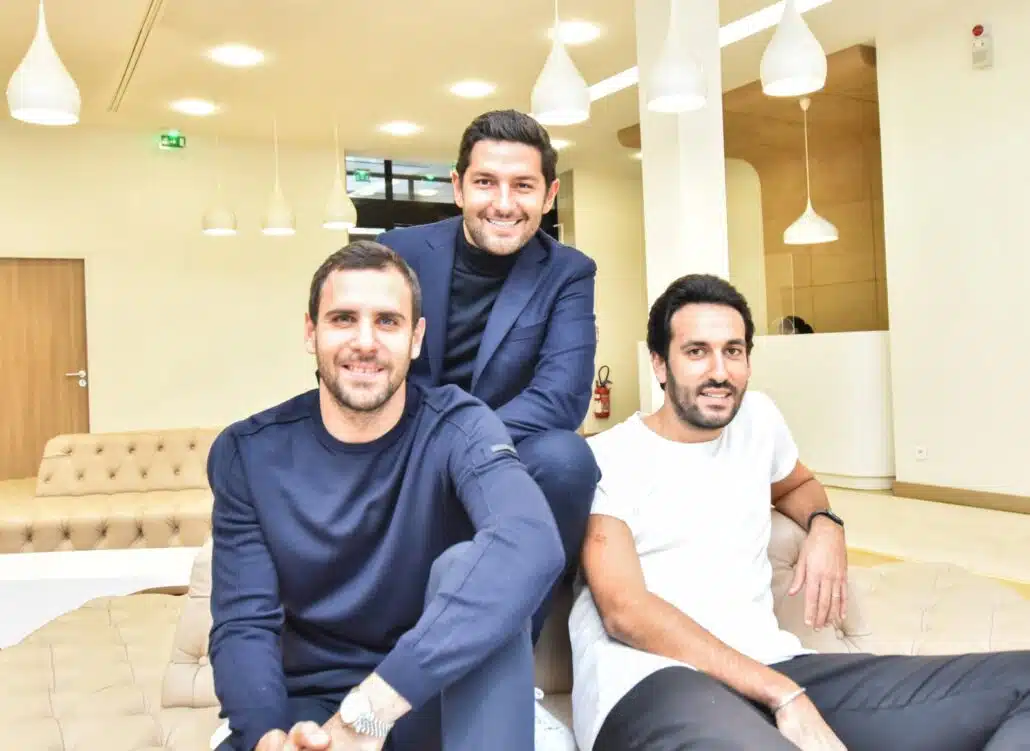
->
[635, 0, 729, 306]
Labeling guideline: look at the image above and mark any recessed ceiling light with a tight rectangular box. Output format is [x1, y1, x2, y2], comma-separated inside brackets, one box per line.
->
[170, 98, 218, 116]
[449, 80, 496, 98]
[550, 20, 602, 46]
[551, 139, 573, 150]
[207, 43, 265, 68]
[379, 121, 422, 137]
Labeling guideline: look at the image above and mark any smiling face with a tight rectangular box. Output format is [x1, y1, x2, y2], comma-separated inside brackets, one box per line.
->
[304, 266, 424, 415]
[452, 139, 559, 256]
[653, 303, 751, 435]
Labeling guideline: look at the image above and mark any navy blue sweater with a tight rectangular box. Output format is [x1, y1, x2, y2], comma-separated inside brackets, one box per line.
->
[207, 383, 565, 751]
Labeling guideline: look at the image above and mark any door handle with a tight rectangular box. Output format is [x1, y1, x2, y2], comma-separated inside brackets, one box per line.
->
[64, 369, 86, 378]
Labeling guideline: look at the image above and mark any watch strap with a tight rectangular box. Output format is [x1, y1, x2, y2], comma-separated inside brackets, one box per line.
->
[351, 712, 392, 738]
[807, 509, 843, 531]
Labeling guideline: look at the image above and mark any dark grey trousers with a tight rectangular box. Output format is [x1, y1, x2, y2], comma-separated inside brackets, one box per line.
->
[594, 651, 1030, 751]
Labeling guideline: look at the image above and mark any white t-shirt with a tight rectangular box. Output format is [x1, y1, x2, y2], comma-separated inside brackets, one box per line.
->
[569, 390, 813, 751]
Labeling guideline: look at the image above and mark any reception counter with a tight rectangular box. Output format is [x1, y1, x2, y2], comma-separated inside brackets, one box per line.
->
[637, 331, 895, 490]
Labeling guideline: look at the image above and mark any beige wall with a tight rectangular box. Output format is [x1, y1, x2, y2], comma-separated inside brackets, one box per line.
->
[561, 168, 648, 432]
[878, 0, 1030, 496]
[726, 158, 769, 335]
[749, 107, 887, 334]
[0, 121, 347, 433]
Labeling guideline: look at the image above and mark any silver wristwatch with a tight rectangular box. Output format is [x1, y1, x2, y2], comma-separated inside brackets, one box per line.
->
[339, 689, 393, 738]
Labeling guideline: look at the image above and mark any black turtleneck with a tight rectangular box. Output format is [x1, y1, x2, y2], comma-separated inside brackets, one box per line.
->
[442, 228, 519, 392]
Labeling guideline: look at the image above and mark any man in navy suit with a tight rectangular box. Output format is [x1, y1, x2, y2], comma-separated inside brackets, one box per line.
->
[377, 110, 599, 639]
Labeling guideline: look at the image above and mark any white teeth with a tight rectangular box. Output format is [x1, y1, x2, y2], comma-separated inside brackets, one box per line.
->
[488, 219, 516, 227]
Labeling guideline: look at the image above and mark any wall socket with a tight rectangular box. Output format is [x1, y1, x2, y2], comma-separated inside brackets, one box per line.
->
[915, 446, 928, 461]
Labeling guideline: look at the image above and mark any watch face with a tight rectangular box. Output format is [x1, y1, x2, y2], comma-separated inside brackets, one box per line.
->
[339, 691, 371, 724]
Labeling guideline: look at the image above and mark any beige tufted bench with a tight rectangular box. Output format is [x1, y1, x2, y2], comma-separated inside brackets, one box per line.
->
[0, 429, 219, 554]
[3, 511, 1029, 750]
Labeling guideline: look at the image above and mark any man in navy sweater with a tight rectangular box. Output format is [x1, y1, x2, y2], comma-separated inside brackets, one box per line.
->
[376, 111, 601, 639]
[208, 240, 565, 751]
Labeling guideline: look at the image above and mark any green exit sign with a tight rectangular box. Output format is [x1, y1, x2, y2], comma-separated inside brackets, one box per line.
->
[353, 169, 371, 183]
[159, 130, 186, 150]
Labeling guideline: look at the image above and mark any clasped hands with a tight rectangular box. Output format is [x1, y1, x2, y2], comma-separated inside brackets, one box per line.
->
[258, 715, 384, 751]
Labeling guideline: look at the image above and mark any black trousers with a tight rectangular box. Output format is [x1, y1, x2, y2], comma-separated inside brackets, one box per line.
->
[594, 651, 1030, 751]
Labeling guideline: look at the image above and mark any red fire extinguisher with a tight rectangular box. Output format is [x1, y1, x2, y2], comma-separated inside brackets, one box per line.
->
[593, 365, 612, 419]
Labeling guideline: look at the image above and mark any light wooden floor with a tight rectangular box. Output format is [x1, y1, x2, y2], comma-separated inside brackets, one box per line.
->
[831, 486, 1030, 599]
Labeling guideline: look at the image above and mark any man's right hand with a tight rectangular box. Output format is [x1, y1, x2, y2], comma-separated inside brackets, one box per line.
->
[256, 723, 332, 751]
[774, 695, 847, 750]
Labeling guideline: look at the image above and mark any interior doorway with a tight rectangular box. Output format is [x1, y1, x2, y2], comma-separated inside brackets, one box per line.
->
[0, 258, 90, 480]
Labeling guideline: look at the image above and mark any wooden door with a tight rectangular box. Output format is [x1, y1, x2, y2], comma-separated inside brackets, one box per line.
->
[0, 259, 90, 480]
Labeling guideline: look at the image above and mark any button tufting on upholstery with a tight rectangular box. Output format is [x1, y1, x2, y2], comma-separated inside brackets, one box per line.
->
[99, 523, 108, 537]
[188, 441, 197, 450]
[63, 445, 72, 455]
[43, 475, 51, 483]
[109, 470, 117, 479]
[140, 469, 148, 479]
[128, 444, 136, 454]
[96, 445, 104, 454]
[156, 443, 164, 452]
[76, 471, 85, 480]
[173, 466, 181, 476]
[171, 520, 181, 535]
[24, 529, 33, 543]
[61, 526, 71, 540]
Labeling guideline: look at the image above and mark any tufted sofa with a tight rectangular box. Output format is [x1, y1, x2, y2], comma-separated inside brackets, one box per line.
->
[0, 429, 218, 554]
[3, 511, 1030, 750]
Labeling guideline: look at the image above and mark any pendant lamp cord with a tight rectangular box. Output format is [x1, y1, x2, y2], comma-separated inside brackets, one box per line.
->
[801, 98, 812, 200]
[333, 120, 342, 180]
[273, 117, 281, 189]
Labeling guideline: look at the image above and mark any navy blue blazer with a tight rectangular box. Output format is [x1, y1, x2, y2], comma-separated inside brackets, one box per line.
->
[377, 217, 597, 443]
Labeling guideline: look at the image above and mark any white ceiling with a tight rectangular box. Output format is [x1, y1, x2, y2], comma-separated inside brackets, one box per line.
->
[0, 0, 945, 173]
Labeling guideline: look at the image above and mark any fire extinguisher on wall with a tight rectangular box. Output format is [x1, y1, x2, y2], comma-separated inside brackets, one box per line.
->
[593, 365, 612, 420]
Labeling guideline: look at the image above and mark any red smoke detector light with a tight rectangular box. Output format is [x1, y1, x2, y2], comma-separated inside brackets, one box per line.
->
[973, 24, 984, 37]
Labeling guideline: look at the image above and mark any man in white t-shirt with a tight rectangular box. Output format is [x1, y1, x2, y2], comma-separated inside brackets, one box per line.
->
[571, 274, 1030, 751]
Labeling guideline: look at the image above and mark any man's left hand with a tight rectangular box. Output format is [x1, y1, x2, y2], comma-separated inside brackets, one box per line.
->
[320, 715, 386, 751]
[787, 517, 848, 630]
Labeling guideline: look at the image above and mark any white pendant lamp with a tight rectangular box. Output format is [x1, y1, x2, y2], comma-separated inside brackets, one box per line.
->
[646, 0, 706, 113]
[262, 118, 295, 236]
[202, 137, 237, 236]
[323, 122, 357, 231]
[6, 0, 81, 126]
[759, 0, 827, 98]
[202, 206, 238, 236]
[784, 97, 837, 245]
[531, 0, 590, 126]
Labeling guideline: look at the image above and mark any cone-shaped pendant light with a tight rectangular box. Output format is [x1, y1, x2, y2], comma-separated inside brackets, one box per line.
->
[784, 97, 837, 245]
[202, 205, 238, 236]
[202, 137, 237, 236]
[646, 0, 706, 113]
[531, 0, 590, 126]
[324, 122, 357, 231]
[760, 0, 827, 98]
[7, 0, 81, 126]
[262, 118, 295, 236]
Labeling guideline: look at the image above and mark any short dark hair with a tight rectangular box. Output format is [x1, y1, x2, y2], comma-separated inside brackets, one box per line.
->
[308, 240, 422, 324]
[455, 110, 559, 186]
[647, 274, 755, 362]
